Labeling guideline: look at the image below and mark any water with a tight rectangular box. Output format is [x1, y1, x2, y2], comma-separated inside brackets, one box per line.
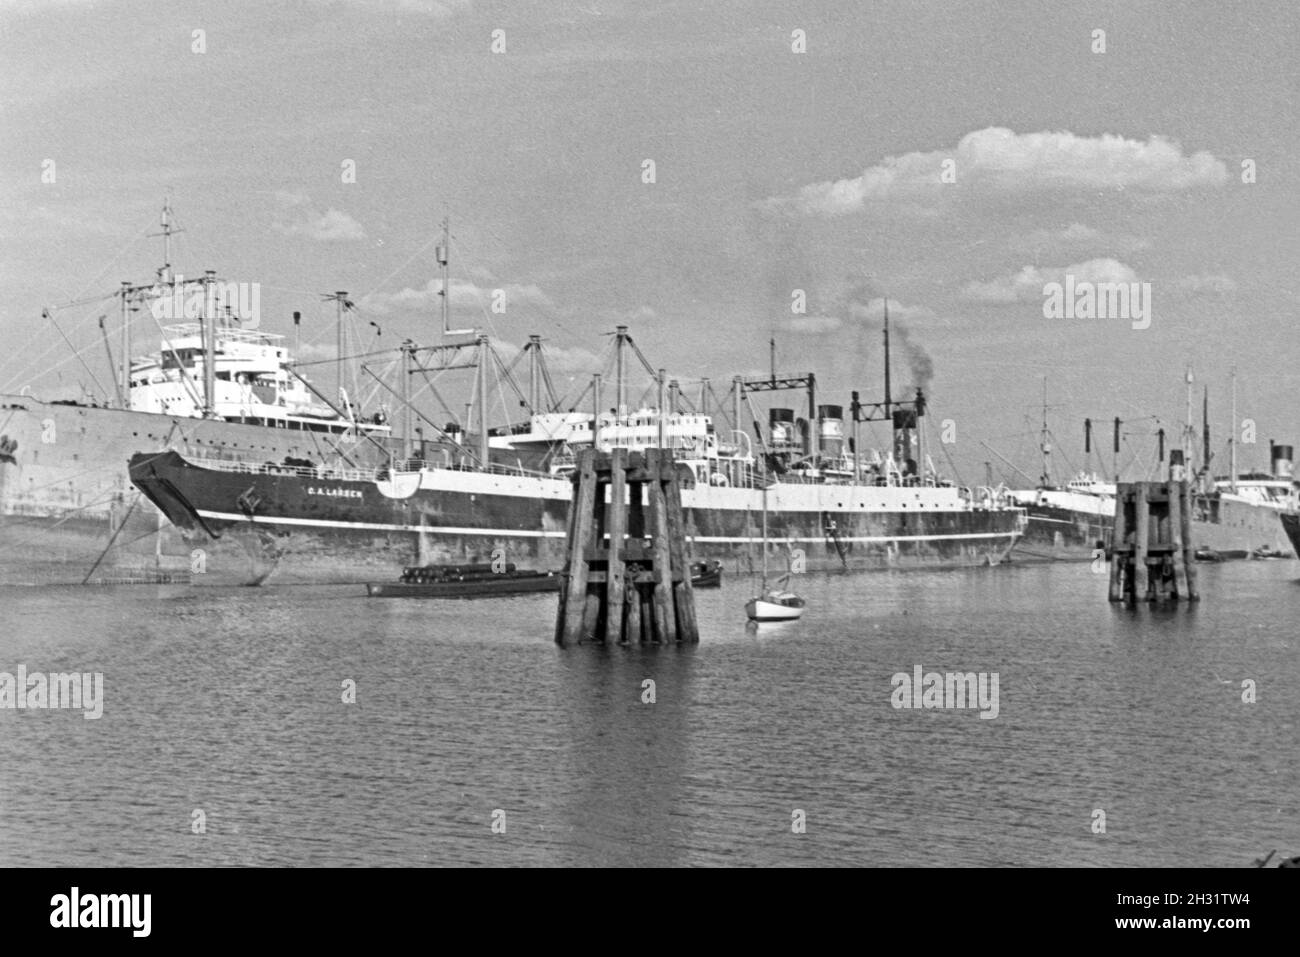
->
[1, 561, 1296, 867]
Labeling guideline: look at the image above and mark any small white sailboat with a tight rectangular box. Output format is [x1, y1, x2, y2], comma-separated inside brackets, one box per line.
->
[746, 481, 806, 622]
[745, 587, 806, 622]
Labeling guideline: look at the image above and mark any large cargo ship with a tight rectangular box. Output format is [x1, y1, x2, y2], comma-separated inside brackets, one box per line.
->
[0, 390, 388, 585]
[1188, 446, 1297, 557]
[1006, 378, 1296, 562]
[1010, 474, 1114, 562]
[129, 327, 1029, 584]
[0, 202, 399, 585]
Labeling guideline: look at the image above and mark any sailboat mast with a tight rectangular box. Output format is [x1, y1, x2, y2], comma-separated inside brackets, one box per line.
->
[761, 481, 769, 584]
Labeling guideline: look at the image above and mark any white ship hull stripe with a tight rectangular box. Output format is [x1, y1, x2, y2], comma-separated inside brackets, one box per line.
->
[195, 509, 1019, 543]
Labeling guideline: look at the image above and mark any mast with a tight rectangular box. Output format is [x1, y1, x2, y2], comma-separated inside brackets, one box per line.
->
[1202, 386, 1210, 484]
[202, 270, 217, 418]
[527, 334, 540, 412]
[592, 374, 602, 450]
[400, 341, 412, 464]
[1230, 367, 1238, 492]
[657, 368, 667, 448]
[477, 334, 490, 468]
[1039, 377, 1051, 488]
[438, 217, 450, 335]
[100, 315, 124, 408]
[139, 197, 183, 409]
[326, 290, 349, 409]
[119, 281, 131, 410]
[699, 377, 709, 417]
[761, 480, 769, 588]
[436, 216, 473, 337]
[732, 376, 742, 447]
[615, 325, 627, 420]
[153, 198, 180, 285]
[882, 298, 892, 422]
[851, 391, 862, 485]
[769, 337, 776, 384]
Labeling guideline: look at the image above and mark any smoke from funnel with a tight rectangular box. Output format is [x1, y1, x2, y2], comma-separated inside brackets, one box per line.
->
[843, 286, 935, 393]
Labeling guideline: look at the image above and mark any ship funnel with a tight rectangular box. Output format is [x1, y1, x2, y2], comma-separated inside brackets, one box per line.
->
[769, 408, 795, 448]
[1169, 448, 1186, 482]
[817, 404, 844, 456]
[1271, 442, 1293, 479]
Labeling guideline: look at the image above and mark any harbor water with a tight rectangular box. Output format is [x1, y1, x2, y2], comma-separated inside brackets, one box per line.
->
[1, 560, 1296, 867]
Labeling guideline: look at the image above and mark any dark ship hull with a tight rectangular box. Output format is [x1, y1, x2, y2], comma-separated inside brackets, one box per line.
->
[0, 395, 392, 585]
[129, 450, 1027, 585]
[1011, 501, 1112, 562]
[1279, 511, 1300, 560]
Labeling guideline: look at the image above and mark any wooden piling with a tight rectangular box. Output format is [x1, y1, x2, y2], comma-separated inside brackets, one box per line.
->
[1108, 480, 1198, 604]
[1109, 486, 1128, 602]
[1133, 488, 1150, 601]
[1181, 480, 1199, 600]
[1167, 478, 1190, 599]
[605, 448, 628, 644]
[646, 450, 677, 643]
[555, 448, 700, 645]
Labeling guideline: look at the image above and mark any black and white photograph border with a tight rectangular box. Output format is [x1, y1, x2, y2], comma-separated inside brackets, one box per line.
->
[0, 0, 1296, 907]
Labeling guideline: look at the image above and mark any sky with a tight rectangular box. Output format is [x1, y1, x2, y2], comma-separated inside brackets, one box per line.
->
[1, 0, 1297, 483]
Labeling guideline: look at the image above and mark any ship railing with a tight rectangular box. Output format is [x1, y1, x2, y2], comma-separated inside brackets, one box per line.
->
[182, 455, 556, 483]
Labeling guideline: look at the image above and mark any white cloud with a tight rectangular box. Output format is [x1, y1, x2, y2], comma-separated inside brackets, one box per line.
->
[963, 259, 1239, 305]
[272, 203, 367, 243]
[772, 128, 1229, 216]
[1015, 223, 1152, 254]
[361, 278, 553, 316]
[963, 259, 1139, 304]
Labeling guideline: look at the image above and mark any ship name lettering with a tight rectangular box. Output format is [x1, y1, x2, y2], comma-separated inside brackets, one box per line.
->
[307, 486, 363, 499]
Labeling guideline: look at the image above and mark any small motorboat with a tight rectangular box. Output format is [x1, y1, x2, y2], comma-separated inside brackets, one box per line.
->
[745, 590, 806, 622]
[1193, 546, 1225, 563]
[1251, 545, 1290, 560]
[689, 559, 723, 588]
